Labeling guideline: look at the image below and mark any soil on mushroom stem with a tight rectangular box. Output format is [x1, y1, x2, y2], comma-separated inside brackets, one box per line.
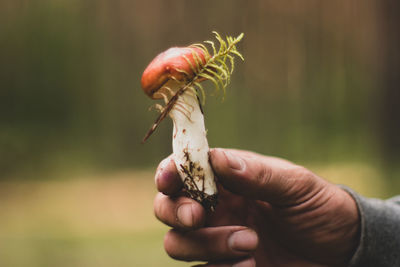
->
[179, 148, 218, 211]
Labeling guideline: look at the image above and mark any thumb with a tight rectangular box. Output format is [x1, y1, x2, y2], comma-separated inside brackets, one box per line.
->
[210, 148, 324, 206]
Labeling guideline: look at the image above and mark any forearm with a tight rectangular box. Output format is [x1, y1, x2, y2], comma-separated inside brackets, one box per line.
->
[342, 187, 400, 267]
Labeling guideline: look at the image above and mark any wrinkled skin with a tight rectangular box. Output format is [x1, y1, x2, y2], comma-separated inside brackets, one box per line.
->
[154, 148, 360, 267]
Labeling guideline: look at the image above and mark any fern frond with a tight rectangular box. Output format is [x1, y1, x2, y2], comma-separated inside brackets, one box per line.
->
[193, 81, 206, 106]
[142, 32, 244, 143]
[226, 55, 235, 74]
[190, 44, 211, 60]
[198, 72, 221, 93]
[206, 32, 242, 97]
[204, 40, 217, 55]
[182, 55, 198, 74]
[175, 68, 190, 77]
[184, 31, 244, 103]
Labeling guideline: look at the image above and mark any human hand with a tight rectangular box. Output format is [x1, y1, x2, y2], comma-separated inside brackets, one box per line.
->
[154, 148, 360, 267]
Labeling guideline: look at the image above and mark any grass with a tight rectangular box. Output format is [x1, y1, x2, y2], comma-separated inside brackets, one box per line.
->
[0, 171, 190, 267]
[0, 163, 392, 267]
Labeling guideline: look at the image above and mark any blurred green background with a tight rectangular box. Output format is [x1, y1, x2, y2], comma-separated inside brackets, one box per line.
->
[1, 0, 399, 266]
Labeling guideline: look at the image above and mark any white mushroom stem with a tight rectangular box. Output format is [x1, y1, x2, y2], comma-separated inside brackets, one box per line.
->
[169, 87, 218, 210]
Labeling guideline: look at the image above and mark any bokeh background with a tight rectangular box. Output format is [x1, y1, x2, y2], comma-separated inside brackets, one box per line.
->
[1, 0, 399, 266]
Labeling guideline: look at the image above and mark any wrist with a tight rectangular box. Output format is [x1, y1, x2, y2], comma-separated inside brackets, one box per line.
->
[334, 187, 361, 265]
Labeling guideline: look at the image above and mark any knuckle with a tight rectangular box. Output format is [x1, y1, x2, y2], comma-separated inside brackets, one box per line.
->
[254, 164, 273, 186]
[290, 166, 315, 182]
[301, 170, 318, 189]
[285, 166, 320, 197]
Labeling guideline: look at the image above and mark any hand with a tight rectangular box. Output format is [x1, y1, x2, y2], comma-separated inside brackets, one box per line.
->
[154, 148, 360, 267]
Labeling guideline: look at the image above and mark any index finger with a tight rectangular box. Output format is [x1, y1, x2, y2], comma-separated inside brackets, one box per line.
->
[155, 155, 183, 195]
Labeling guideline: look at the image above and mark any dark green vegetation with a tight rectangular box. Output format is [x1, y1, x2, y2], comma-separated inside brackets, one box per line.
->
[1, 1, 399, 181]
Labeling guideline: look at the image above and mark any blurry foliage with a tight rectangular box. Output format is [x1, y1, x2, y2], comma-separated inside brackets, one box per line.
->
[0, 0, 398, 180]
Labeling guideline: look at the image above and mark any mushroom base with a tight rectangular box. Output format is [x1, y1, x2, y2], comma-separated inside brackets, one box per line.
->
[178, 147, 218, 211]
[183, 186, 218, 212]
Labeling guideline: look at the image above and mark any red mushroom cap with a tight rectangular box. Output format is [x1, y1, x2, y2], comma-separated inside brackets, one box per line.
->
[141, 47, 206, 99]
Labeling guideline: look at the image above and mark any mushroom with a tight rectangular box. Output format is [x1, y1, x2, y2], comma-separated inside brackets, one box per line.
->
[141, 32, 243, 211]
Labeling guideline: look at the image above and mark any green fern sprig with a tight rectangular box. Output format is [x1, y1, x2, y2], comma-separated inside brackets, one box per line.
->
[187, 31, 244, 104]
[142, 32, 244, 143]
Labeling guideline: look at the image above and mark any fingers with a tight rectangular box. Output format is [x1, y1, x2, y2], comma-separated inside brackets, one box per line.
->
[154, 156, 206, 230]
[155, 156, 182, 195]
[164, 226, 258, 262]
[155, 148, 323, 207]
[210, 148, 322, 206]
[154, 193, 205, 229]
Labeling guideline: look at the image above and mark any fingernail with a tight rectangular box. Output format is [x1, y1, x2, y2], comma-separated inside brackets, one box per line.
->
[228, 229, 258, 252]
[177, 203, 193, 227]
[224, 151, 245, 170]
[232, 257, 256, 267]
